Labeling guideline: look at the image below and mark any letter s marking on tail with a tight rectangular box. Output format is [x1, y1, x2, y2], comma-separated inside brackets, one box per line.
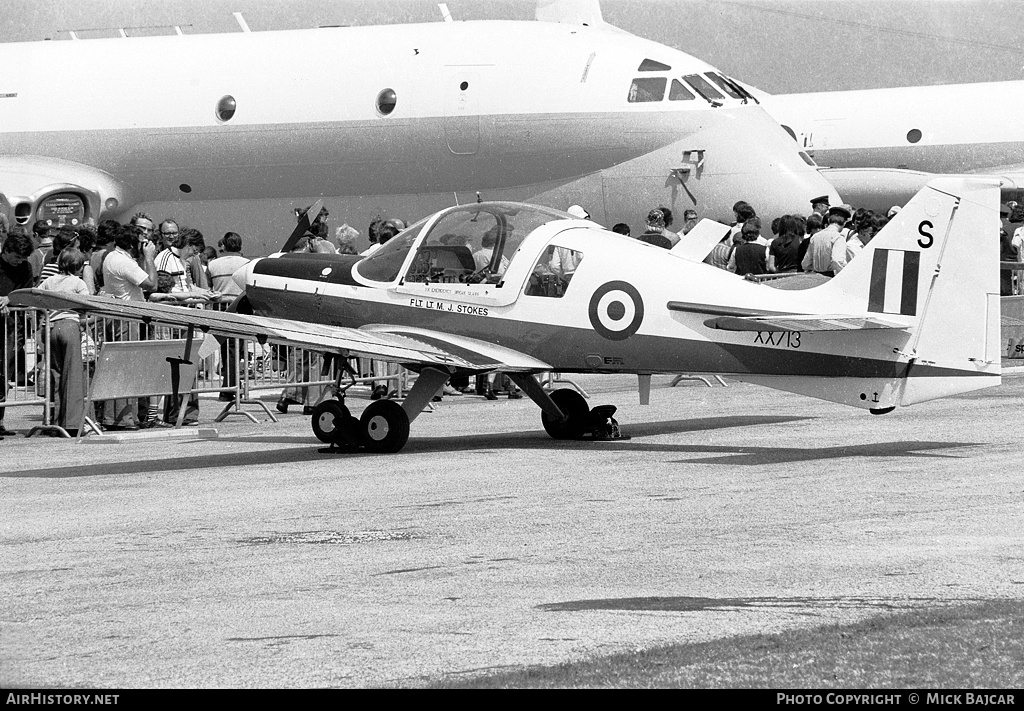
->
[917, 221, 934, 249]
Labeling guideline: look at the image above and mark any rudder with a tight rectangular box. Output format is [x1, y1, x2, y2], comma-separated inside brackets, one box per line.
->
[825, 177, 1001, 404]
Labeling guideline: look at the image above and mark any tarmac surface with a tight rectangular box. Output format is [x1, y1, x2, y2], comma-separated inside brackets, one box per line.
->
[2, 373, 1023, 688]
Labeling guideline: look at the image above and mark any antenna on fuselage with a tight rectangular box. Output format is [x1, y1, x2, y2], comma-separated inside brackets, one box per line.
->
[233, 12, 252, 33]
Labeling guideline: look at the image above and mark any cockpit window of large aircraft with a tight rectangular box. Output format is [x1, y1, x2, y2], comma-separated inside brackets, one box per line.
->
[638, 59, 672, 72]
[704, 72, 745, 100]
[400, 203, 564, 286]
[682, 74, 724, 102]
[669, 80, 695, 101]
[628, 77, 667, 103]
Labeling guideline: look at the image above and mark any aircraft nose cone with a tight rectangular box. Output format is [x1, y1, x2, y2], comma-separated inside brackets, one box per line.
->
[679, 105, 843, 218]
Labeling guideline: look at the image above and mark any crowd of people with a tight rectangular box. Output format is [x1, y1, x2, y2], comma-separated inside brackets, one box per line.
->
[596, 195, 897, 280]
[0, 213, 259, 436]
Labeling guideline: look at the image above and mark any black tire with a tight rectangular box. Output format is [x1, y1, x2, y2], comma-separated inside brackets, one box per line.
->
[311, 400, 350, 443]
[359, 400, 411, 453]
[541, 388, 590, 440]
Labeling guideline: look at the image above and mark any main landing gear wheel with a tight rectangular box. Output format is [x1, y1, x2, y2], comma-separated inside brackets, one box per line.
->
[542, 388, 590, 440]
[311, 400, 347, 443]
[311, 400, 358, 445]
[359, 399, 411, 453]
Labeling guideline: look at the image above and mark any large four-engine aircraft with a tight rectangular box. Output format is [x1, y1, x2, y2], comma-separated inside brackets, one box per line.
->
[13, 176, 1002, 454]
[758, 81, 1024, 211]
[0, 1, 838, 253]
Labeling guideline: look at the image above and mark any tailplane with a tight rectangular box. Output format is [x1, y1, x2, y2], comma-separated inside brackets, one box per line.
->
[732, 177, 1001, 410]
[823, 176, 1001, 405]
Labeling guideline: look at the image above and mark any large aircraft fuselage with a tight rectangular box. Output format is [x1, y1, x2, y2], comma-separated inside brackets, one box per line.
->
[0, 20, 837, 253]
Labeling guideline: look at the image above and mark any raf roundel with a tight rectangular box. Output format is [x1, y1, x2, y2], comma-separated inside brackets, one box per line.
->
[589, 281, 644, 341]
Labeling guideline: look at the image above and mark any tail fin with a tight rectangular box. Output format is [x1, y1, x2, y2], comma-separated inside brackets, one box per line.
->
[535, 0, 605, 26]
[279, 200, 324, 254]
[825, 176, 1001, 404]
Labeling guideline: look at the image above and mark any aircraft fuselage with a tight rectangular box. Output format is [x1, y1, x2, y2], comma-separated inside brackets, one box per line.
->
[0, 20, 837, 253]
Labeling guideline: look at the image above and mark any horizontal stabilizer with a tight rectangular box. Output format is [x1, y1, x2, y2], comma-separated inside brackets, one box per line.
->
[670, 219, 731, 263]
[668, 300, 910, 331]
[707, 314, 912, 333]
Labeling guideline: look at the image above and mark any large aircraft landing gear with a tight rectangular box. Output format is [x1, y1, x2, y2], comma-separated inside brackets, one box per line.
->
[359, 399, 411, 453]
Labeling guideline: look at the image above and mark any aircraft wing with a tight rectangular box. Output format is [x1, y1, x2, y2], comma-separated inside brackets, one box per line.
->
[667, 302, 912, 332]
[9, 289, 514, 370]
[360, 325, 553, 371]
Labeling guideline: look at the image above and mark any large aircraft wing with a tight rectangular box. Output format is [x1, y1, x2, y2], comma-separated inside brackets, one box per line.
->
[9, 289, 549, 371]
[667, 302, 913, 332]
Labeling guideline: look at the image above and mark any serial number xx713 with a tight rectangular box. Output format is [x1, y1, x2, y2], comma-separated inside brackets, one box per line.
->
[754, 331, 802, 349]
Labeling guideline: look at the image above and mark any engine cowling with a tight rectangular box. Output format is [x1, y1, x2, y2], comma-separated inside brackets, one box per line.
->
[0, 155, 134, 229]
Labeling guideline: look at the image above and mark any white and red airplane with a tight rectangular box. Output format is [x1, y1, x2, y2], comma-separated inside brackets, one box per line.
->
[0, 1, 837, 254]
[12, 175, 1002, 454]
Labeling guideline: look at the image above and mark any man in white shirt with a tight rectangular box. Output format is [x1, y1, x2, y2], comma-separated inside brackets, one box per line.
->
[801, 205, 851, 277]
[208, 232, 250, 296]
[99, 224, 158, 429]
[102, 224, 157, 302]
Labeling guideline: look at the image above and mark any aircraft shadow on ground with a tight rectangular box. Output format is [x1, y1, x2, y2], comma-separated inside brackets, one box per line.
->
[0, 415, 979, 479]
[535, 595, 988, 615]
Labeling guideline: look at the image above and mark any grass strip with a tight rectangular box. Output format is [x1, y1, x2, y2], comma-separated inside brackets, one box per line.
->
[427, 599, 1024, 688]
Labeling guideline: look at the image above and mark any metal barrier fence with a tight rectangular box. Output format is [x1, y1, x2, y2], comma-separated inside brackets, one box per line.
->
[3, 300, 419, 435]
[1003, 261, 1024, 296]
[2, 307, 58, 435]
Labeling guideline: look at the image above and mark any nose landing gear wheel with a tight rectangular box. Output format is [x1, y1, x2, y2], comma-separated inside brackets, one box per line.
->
[541, 388, 590, 440]
[359, 399, 411, 453]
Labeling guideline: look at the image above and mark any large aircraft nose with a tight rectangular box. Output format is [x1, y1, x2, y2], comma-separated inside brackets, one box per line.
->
[683, 105, 842, 218]
[593, 103, 842, 227]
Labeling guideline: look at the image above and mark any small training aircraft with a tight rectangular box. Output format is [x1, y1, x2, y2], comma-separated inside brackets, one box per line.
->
[12, 176, 1001, 454]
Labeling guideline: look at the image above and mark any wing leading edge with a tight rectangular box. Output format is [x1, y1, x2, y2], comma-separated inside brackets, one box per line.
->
[10, 289, 547, 371]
